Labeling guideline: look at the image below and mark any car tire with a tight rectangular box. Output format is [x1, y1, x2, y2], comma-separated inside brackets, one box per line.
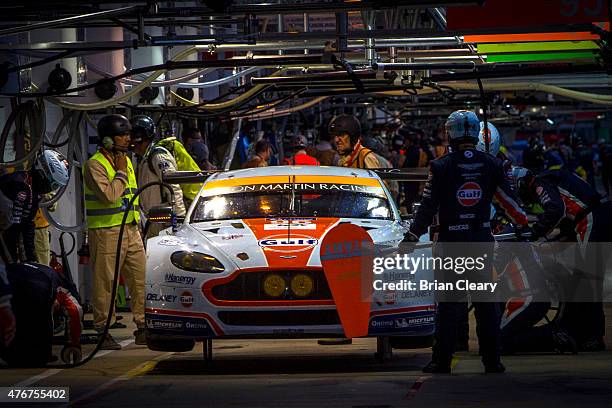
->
[389, 335, 433, 349]
[146, 337, 195, 352]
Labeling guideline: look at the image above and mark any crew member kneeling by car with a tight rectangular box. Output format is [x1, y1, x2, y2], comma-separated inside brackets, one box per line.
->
[83, 114, 146, 349]
[403, 111, 529, 374]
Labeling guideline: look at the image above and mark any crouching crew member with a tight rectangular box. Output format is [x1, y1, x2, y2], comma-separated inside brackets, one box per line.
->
[513, 166, 612, 351]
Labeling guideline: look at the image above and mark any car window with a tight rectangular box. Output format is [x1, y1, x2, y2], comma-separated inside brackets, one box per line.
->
[191, 190, 392, 222]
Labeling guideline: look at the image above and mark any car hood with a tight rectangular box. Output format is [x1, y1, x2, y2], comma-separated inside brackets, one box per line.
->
[186, 217, 402, 270]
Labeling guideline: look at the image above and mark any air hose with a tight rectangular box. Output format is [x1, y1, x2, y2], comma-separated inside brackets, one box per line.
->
[0, 99, 46, 172]
[48, 180, 175, 368]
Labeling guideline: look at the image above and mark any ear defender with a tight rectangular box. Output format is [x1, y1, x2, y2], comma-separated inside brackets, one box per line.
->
[102, 137, 114, 150]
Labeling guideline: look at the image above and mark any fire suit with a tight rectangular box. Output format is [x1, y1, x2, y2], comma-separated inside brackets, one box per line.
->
[137, 145, 186, 238]
[409, 148, 528, 368]
[0, 262, 82, 367]
[523, 169, 611, 346]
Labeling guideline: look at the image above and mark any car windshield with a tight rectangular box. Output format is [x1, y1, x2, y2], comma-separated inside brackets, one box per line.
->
[191, 187, 393, 222]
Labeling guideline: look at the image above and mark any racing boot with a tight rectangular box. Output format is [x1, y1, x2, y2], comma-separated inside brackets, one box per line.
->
[551, 329, 578, 354]
[422, 360, 451, 374]
[484, 362, 506, 374]
[134, 329, 147, 346]
[99, 333, 121, 350]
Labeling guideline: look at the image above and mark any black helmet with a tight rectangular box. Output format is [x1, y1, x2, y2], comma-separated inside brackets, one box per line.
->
[130, 115, 156, 142]
[97, 114, 131, 139]
[328, 114, 361, 144]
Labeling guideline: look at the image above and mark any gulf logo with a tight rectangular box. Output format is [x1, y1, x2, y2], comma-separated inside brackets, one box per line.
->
[180, 291, 194, 308]
[456, 182, 482, 207]
[258, 234, 319, 253]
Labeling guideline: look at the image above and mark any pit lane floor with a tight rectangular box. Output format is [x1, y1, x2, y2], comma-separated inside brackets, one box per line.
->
[1, 308, 612, 408]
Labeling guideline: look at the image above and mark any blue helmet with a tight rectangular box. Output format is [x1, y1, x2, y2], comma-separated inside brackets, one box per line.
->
[445, 110, 480, 142]
[476, 121, 501, 156]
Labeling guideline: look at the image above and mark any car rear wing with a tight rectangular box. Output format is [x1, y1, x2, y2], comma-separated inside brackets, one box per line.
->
[162, 167, 429, 185]
[371, 167, 428, 182]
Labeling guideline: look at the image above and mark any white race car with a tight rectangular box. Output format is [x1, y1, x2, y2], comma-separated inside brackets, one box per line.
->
[144, 165, 435, 353]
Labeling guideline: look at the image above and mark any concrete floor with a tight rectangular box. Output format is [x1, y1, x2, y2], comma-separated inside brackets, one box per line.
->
[1, 309, 611, 408]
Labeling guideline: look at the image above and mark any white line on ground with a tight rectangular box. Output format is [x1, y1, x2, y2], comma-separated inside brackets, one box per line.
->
[14, 339, 135, 387]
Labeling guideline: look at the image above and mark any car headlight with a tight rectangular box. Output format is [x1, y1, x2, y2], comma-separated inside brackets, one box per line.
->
[290, 274, 314, 297]
[170, 251, 225, 273]
[262, 274, 286, 297]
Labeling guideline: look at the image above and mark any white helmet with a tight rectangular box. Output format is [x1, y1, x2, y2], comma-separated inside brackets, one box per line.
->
[476, 121, 501, 156]
[36, 149, 70, 191]
[445, 110, 480, 142]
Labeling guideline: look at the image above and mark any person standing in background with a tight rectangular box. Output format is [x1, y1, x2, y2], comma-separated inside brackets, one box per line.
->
[83, 114, 146, 350]
[184, 127, 214, 170]
[243, 140, 272, 168]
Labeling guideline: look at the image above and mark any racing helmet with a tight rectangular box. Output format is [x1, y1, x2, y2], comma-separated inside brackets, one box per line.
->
[36, 149, 70, 191]
[511, 166, 535, 200]
[328, 114, 361, 144]
[97, 114, 131, 147]
[130, 115, 156, 143]
[445, 110, 480, 143]
[476, 121, 501, 156]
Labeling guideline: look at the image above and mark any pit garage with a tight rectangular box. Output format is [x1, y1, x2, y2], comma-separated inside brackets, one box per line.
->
[1, 1, 611, 407]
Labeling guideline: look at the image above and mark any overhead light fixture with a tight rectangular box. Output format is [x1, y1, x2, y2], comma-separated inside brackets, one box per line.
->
[546, 118, 554, 125]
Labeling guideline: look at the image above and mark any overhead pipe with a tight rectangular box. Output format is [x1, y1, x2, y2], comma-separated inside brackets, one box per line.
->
[0, 6, 141, 38]
[251, 70, 377, 85]
[373, 62, 476, 71]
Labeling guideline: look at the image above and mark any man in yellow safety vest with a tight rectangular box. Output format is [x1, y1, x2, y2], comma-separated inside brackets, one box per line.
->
[82, 114, 145, 350]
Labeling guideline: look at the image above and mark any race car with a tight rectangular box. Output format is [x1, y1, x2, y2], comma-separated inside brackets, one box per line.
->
[144, 165, 435, 353]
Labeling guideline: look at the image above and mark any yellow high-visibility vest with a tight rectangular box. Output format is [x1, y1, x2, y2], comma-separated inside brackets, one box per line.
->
[83, 151, 139, 229]
[155, 137, 202, 200]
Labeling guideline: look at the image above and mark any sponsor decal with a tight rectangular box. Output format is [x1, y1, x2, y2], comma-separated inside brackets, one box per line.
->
[221, 234, 244, 240]
[233, 183, 373, 193]
[264, 219, 316, 230]
[165, 273, 196, 286]
[146, 293, 177, 303]
[146, 319, 183, 331]
[158, 238, 181, 246]
[395, 315, 435, 328]
[258, 234, 319, 253]
[185, 321, 208, 330]
[384, 291, 396, 305]
[369, 312, 436, 334]
[180, 291, 194, 308]
[448, 224, 469, 231]
[144, 314, 216, 336]
[464, 150, 474, 158]
[456, 182, 482, 207]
